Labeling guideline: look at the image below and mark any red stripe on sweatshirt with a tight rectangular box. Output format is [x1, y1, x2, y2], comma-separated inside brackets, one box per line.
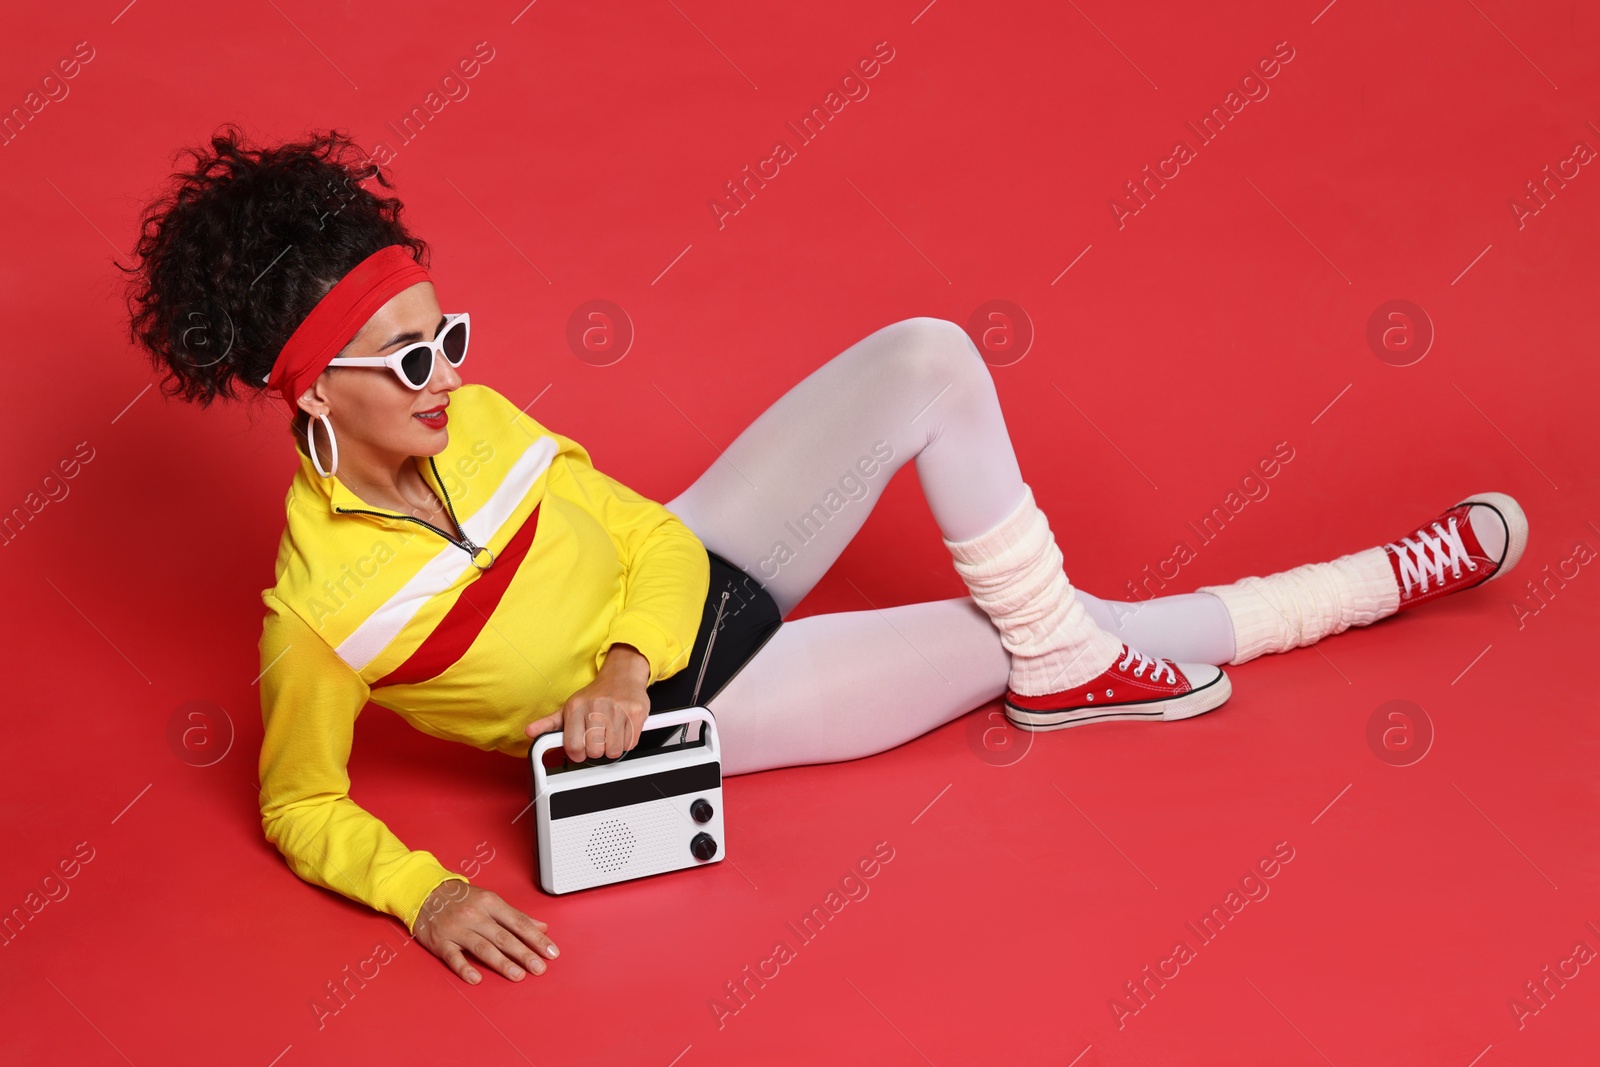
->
[371, 503, 541, 689]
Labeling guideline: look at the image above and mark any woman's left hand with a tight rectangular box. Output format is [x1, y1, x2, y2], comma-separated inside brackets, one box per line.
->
[525, 644, 652, 762]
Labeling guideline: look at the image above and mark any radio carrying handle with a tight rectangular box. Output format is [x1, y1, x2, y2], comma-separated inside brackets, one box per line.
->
[530, 706, 717, 797]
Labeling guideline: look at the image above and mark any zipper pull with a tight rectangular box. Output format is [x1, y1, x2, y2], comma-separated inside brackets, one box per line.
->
[464, 536, 496, 571]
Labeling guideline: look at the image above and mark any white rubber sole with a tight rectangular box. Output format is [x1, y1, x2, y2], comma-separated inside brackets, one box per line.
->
[1455, 490, 1528, 581]
[1003, 665, 1232, 732]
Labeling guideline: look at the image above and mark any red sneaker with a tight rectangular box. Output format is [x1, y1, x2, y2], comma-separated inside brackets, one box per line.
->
[1003, 642, 1231, 732]
[1384, 491, 1528, 612]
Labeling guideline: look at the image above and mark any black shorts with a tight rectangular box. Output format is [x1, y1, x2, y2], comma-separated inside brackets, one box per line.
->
[634, 548, 784, 750]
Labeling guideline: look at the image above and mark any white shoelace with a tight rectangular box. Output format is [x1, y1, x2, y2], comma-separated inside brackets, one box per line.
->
[1387, 516, 1478, 596]
[1118, 644, 1176, 684]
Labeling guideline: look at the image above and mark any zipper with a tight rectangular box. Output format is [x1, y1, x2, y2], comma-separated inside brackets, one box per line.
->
[331, 455, 496, 570]
[690, 589, 731, 707]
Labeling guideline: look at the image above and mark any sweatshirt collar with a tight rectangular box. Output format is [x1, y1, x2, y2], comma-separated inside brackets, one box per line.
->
[292, 448, 443, 518]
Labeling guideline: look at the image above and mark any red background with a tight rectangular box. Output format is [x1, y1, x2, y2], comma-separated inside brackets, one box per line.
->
[2, 1, 1596, 1064]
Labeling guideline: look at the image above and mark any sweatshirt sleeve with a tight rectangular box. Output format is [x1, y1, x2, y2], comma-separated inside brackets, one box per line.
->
[257, 592, 470, 934]
[560, 455, 710, 686]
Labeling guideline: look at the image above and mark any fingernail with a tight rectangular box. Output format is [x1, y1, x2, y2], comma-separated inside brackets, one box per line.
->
[548, 944, 559, 957]
[509, 966, 524, 979]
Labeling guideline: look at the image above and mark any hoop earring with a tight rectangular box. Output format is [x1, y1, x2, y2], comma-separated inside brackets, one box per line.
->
[307, 412, 339, 478]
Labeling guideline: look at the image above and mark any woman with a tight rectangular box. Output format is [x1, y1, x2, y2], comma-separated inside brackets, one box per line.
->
[120, 126, 1527, 988]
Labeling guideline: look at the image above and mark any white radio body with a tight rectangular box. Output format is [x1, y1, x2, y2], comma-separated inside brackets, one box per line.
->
[530, 707, 725, 894]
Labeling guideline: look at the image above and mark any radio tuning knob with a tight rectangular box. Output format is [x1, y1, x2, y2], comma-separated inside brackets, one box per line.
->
[690, 797, 714, 823]
[690, 832, 718, 861]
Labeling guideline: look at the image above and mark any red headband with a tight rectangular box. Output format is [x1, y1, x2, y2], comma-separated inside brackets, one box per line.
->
[264, 244, 433, 419]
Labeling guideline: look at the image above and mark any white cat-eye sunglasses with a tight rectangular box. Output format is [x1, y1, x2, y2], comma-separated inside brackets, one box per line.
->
[262, 312, 470, 390]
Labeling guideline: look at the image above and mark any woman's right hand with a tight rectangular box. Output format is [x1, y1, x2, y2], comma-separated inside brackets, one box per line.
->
[413, 880, 560, 984]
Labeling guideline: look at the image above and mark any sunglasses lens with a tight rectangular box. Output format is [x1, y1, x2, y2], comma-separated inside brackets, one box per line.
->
[441, 319, 468, 366]
[399, 344, 433, 388]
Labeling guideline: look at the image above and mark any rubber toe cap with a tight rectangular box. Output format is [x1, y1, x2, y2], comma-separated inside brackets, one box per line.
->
[1457, 491, 1529, 579]
[1176, 661, 1225, 691]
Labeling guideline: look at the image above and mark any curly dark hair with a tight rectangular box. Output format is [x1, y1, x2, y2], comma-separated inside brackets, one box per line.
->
[117, 123, 430, 452]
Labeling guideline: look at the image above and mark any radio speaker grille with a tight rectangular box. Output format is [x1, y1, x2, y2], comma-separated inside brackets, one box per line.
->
[584, 819, 636, 872]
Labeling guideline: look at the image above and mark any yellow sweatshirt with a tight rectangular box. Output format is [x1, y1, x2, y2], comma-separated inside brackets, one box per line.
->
[256, 383, 710, 934]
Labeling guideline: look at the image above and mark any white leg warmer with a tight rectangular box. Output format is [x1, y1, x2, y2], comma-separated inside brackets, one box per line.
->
[943, 483, 1125, 695]
[1195, 546, 1400, 665]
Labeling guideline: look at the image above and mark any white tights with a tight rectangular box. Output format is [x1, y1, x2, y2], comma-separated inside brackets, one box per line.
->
[664, 318, 1237, 777]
